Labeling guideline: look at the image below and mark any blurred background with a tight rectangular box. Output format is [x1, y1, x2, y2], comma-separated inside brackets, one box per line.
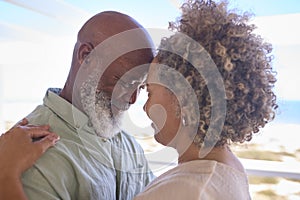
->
[1, 0, 300, 199]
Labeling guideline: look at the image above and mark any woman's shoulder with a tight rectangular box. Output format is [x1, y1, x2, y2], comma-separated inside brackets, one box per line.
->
[135, 160, 251, 200]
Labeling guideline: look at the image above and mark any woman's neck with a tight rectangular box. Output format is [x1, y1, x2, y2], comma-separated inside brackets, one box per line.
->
[178, 143, 245, 173]
[178, 143, 228, 163]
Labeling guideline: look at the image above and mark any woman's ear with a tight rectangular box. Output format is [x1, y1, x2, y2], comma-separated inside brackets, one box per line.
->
[77, 42, 94, 65]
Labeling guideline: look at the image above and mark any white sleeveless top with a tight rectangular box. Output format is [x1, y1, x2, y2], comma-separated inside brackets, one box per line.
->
[134, 160, 251, 200]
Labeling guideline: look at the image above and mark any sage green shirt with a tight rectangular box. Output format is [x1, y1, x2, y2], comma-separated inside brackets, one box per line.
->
[22, 88, 154, 200]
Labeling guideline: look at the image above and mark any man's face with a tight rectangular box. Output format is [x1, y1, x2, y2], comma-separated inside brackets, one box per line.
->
[80, 74, 124, 138]
[97, 50, 150, 115]
[79, 50, 150, 138]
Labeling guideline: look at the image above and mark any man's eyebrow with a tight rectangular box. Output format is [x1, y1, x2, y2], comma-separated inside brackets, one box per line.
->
[121, 72, 146, 82]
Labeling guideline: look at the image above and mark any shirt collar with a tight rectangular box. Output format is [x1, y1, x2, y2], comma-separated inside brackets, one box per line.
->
[43, 88, 96, 135]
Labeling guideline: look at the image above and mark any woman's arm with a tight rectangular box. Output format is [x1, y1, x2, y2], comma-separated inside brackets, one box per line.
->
[0, 119, 59, 200]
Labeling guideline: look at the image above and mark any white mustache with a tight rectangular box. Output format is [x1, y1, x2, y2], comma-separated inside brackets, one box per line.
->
[111, 99, 130, 111]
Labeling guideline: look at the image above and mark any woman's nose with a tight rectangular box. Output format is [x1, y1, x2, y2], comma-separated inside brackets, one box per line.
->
[143, 102, 147, 112]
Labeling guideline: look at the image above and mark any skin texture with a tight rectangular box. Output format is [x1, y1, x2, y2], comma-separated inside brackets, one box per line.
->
[0, 119, 59, 200]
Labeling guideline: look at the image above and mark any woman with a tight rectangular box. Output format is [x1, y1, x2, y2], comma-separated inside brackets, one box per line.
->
[134, 0, 277, 199]
[0, 0, 277, 199]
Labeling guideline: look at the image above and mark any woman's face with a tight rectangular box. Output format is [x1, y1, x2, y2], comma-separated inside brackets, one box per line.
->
[143, 60, 181, 146]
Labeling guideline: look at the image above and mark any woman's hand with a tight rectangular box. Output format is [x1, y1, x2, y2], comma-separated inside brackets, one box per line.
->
[0, 118, 59, 200]
[0, 118, 60, 178]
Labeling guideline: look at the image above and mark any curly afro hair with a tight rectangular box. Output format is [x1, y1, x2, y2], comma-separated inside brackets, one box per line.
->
[155, 0, 278, 147]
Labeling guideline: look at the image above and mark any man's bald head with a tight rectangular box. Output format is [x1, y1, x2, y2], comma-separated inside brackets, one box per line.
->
[60, 11, 154, 114]
[78, 11, 146, 46]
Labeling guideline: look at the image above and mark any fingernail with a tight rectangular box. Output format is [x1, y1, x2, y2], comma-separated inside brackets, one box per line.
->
[49, 134, 60, 143]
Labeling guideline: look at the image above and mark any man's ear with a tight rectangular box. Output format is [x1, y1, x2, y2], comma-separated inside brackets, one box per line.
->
[77, 42, 94, 65]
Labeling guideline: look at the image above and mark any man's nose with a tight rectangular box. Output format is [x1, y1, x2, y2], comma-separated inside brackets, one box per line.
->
[129, 89, 138, 104]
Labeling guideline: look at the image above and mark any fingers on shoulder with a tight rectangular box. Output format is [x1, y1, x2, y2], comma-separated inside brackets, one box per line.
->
[34, 134, 60, 153]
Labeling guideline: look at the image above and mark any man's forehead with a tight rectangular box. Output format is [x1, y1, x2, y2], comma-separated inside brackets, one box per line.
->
[110, 54, 149, 73]
[118, 64, 149, 83]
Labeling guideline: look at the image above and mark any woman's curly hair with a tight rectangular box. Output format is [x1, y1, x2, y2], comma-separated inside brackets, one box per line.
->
[156, 0, 278, 147]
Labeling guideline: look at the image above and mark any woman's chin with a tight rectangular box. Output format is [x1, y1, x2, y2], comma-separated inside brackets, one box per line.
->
[153, 133, 162, 144]
[151, 122, 167, 146]
[151, 122, 159, 133]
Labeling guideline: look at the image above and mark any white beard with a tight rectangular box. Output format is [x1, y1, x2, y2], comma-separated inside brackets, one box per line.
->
[80, 79, 123, 138]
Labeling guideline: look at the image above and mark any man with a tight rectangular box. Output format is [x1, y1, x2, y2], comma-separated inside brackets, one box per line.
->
[22, 11, 155, 200]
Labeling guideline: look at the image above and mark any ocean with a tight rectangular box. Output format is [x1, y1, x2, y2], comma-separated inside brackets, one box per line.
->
[275, 100, 300, 124]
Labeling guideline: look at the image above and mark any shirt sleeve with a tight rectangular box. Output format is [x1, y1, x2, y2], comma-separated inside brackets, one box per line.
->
[21, 147, 78, 200]
[22, 166, 66, 200]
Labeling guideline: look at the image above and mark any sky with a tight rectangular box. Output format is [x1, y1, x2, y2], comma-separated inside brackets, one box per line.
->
[0, 0, 300, 124]
[1, 0, 300, 38]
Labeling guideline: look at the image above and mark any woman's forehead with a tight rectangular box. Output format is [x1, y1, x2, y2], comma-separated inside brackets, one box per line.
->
[146, 63, 160, 84]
